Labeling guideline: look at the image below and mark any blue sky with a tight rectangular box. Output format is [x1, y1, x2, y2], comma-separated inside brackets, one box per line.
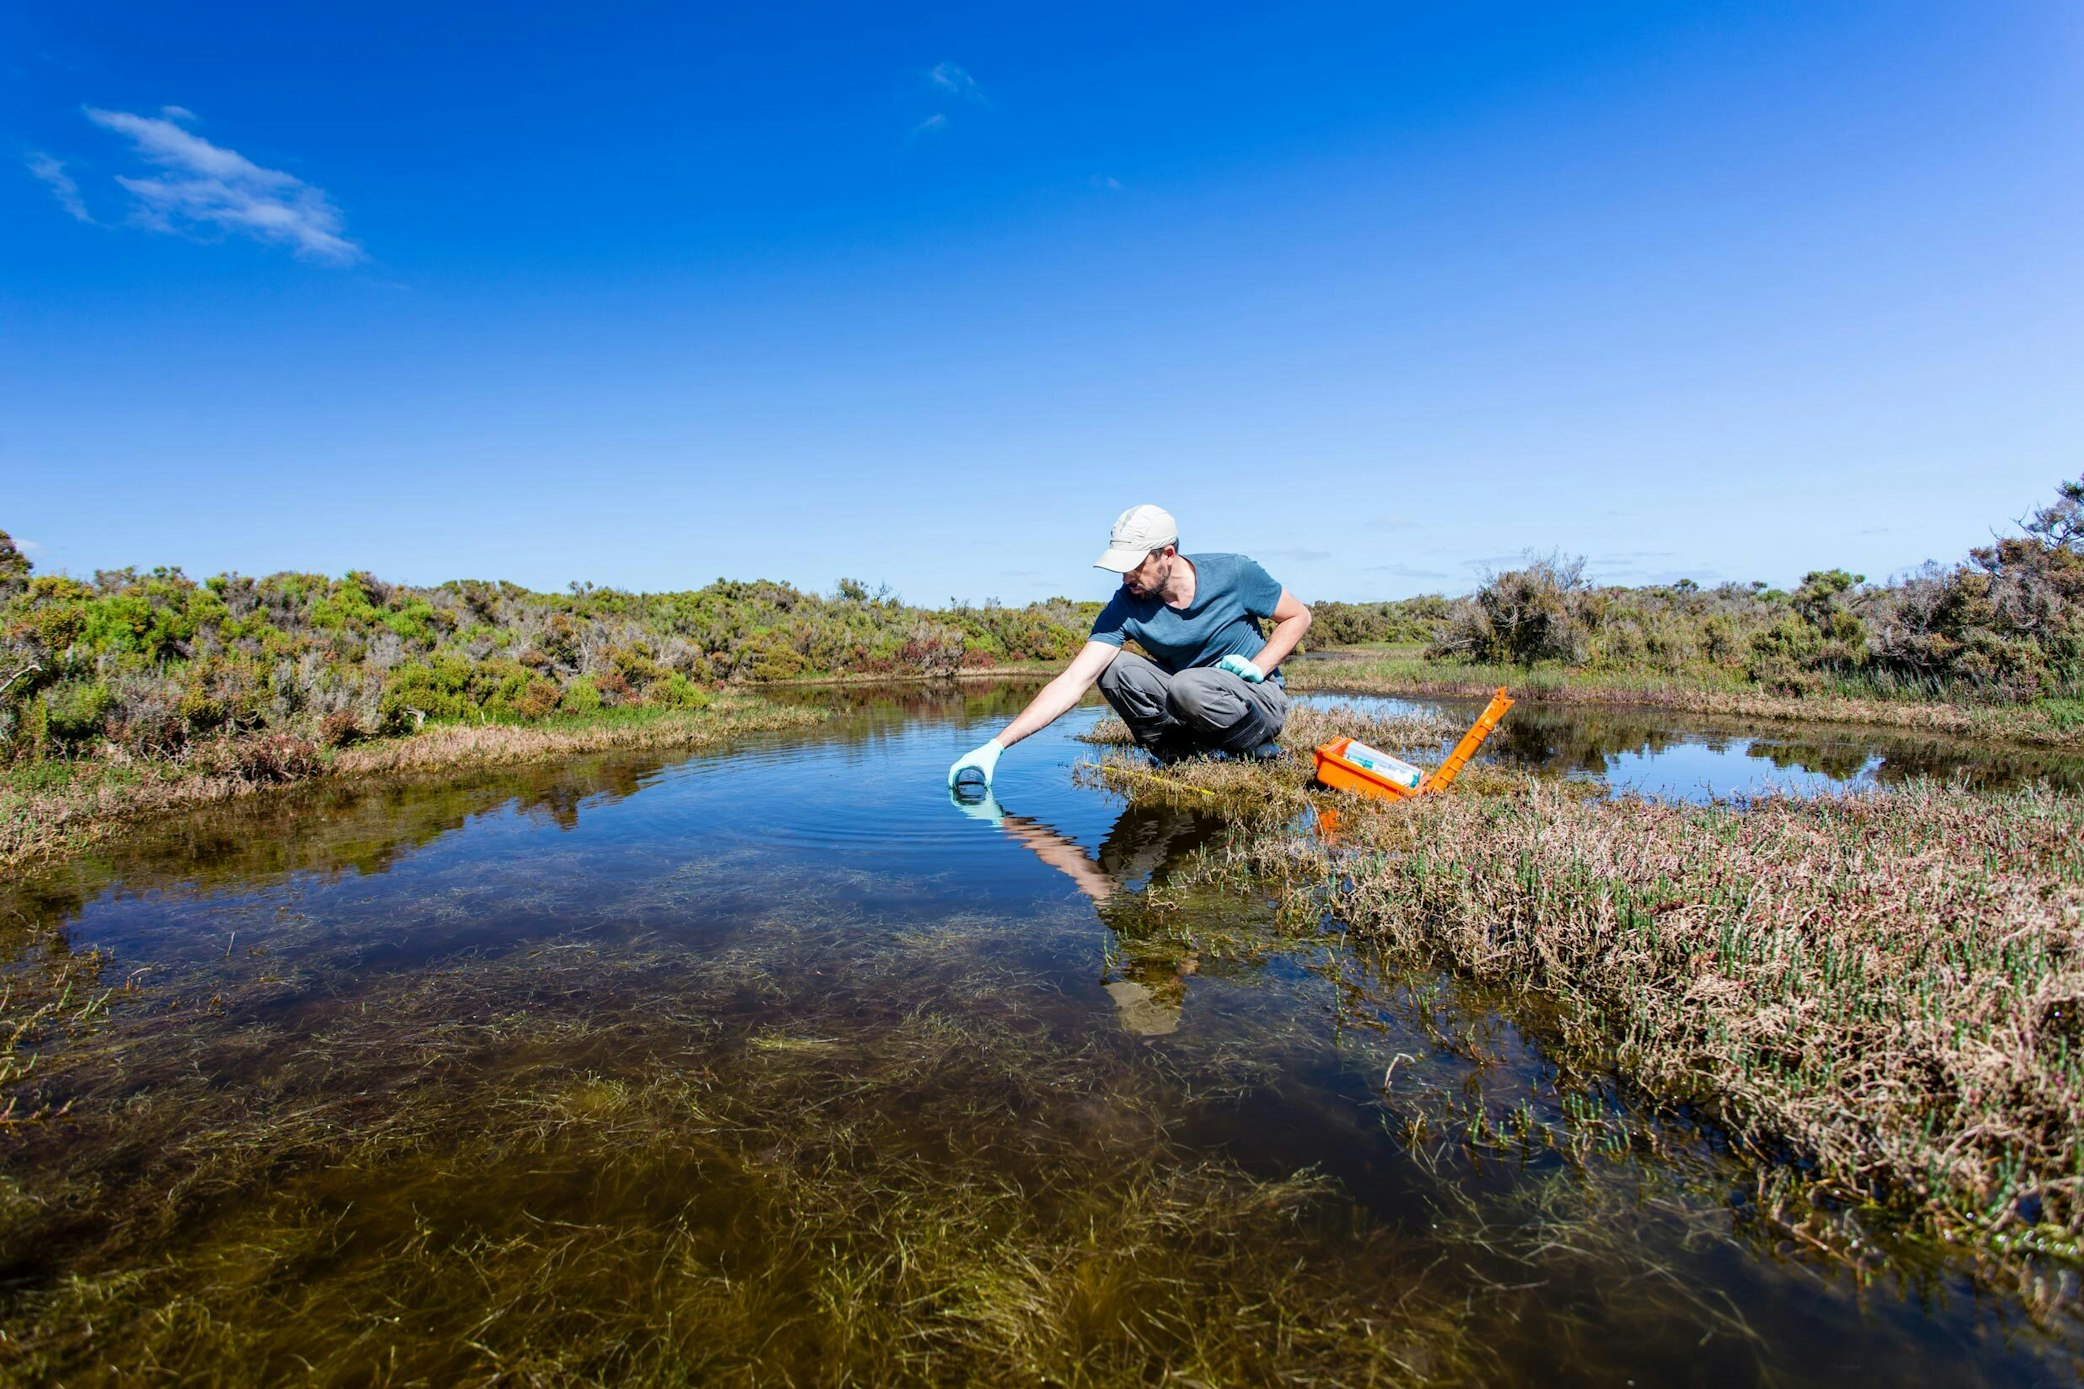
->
[5, 2, 2081, 604]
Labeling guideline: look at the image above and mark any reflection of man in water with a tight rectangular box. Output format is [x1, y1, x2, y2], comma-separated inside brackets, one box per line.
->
[947, 505, 1314, 787]
[966, 795, 1224, 1036]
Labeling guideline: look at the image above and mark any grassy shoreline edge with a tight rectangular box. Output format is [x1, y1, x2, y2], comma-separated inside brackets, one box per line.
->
[1, 694, 830, 873]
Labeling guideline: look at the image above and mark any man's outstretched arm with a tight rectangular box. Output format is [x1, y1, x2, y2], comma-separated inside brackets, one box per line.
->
[948, 640, 1119, 787]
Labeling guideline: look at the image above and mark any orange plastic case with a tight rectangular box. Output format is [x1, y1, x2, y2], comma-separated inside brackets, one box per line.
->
[1311, 687, 1515, 803]
[1312, 737, 1425, 801]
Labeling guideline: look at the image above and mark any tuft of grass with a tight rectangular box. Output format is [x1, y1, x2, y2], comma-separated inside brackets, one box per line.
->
[0, 947, 129, 1127]
[2039, 698, 2084, 733]
[1073, 701, 1475, 819]
[331, 695, 824, 775]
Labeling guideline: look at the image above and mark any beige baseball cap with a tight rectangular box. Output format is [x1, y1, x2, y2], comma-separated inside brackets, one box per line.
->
[1094, 504, 1179, 571]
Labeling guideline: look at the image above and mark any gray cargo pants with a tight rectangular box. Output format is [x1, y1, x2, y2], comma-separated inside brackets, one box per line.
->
[1096, 650, 1288, 758]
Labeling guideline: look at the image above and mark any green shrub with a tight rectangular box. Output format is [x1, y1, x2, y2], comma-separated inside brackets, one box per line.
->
[178, 685, 229, 733]
[0, 529, 29, 600]
[734, 633, 809, 681]
[381, 601, 440, 647]
[379, 658, 478, 731]
[536, 614, 583, 670]
[508, 678, 563, 720]
[652, 673, 711, 710]
[78, 592, 157, 653]
[1308, 597, 1451, 646]
[560, 676, 602, 715]
[1866, 477, 2083, 701]
[43, 681, 115, 749]
[20, 597, 86, 652]
[18, 689, 49, 755]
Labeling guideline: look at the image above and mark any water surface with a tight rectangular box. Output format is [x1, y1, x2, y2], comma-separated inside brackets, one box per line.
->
[3, 682, 2078, 1384]
[1302, 688, 2084, 799]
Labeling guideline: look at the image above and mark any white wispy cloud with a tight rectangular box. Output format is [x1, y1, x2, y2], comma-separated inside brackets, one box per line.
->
[1463, 552, 1533, 572]
[83, 106, 361, 263]
[929, 62, 984, 102]
[25, 153, 91, 222]
[1363, 562, 1451, 581]
[913, 61, 987, 138]
[1583, 548, 1679, 582]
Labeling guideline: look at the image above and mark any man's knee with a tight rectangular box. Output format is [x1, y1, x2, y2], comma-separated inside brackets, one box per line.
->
[1166, 668, 1242, 725]
[1098, 653, 1175, 731]
[1099, 650, 1163, 697]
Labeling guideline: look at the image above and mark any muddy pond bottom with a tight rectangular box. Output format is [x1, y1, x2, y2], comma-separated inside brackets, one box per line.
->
[2, 682, 2077, 1385]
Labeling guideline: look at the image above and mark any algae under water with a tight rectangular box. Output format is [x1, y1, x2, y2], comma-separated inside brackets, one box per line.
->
[2, 681, 2080, 1385]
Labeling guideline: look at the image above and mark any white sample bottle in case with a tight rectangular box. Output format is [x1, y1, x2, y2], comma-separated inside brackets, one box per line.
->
[1339, 739, 1424, 791]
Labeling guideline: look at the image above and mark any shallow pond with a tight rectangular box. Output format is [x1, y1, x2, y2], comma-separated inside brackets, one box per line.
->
[1308, 689, 2084, 800]
[3, 682, 2079, 1385]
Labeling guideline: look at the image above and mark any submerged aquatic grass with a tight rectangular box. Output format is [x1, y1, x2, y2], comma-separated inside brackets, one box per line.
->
[0, 921, 1487, 1386]
[5, 867, 1936, 1385]
[0, 945, 129, 1126]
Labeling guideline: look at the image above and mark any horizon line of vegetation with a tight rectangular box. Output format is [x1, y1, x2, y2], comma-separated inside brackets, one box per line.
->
[2, 474, 2076, 771]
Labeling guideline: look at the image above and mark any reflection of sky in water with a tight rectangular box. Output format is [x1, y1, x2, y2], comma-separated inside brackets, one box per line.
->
[1592, 740, 1880, 801]
[40, 700, 1132, 975]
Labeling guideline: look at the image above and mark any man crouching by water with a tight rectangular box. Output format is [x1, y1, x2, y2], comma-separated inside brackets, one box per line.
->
[948, 504, 1313, 787]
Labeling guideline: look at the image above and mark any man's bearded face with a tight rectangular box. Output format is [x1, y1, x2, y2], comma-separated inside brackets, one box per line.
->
[1121, 547, 1173, 599]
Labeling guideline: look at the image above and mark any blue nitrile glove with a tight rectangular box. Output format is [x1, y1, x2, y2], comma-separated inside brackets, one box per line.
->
[948, 785, 1006, 826]
[1216, 654, 1265, 683]
[947, 737, 1005, 788]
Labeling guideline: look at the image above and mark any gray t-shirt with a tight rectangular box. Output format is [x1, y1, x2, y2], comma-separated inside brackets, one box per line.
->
[1088, 553, 1286, 677]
